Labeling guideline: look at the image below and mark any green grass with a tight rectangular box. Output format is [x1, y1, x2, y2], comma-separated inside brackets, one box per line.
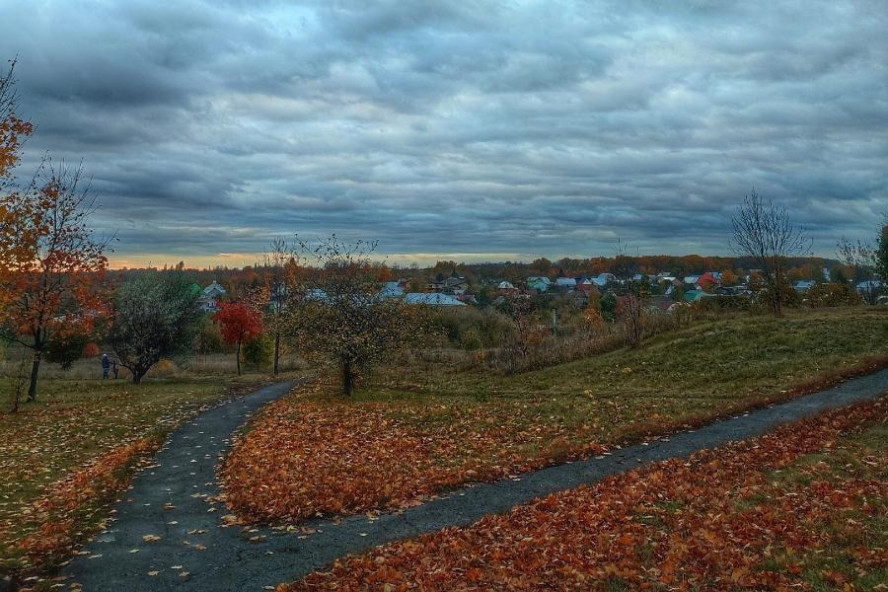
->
[367, 307, 888, 444]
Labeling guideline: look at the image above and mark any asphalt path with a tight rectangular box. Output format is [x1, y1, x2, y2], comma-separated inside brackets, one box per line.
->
[66, 368, 888, 591]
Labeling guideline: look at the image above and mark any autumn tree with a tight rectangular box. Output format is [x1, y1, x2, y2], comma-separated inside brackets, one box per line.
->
[1, 61, 109, 401]
[730, 190, 810, 316]
[109, 272, 200, 383]
[286, 236, 415, 396]
[720, 269, 739, 287]
[430, 260, 459, 281]
[529, 257, 554, 276]
[0, 59, 35, 317]
[0, 162, 108, 401]
[214, 301, 263, 376]
[0, 59, 31, 184]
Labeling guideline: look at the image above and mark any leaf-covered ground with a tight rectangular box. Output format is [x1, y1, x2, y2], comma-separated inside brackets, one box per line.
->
[285, 395, 888, 591]
[222, 307, 888, 525]
[0, 377, 256, 582]
[221, 383, 609, 522]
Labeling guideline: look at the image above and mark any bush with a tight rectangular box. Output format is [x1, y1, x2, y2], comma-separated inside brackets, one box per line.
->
[428, 308, 512, 349]
[83, 342, 101, 358]
[692, 295, 752, 312]
[751, 277, 802, 312]
[600, 293, 617, 322]
[460, 330, 483, 351]
[805, 283, 862, 307]
[46, 332, 90, 371]
[150, 358, 179, 378]
[195, 316, 228, 355]
[243, 335, 274, 370]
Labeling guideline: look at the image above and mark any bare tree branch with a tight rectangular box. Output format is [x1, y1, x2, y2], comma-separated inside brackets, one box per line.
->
[730, 190, 810, 316]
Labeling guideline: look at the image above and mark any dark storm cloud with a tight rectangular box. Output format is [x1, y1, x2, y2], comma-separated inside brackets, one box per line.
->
[2, 0, 886, 266]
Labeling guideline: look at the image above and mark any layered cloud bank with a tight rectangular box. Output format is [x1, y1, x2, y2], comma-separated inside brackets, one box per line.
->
[3, 0, 886, 267]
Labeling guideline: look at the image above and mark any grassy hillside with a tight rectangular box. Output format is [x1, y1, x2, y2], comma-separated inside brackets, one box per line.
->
[221, 307, 888, 524]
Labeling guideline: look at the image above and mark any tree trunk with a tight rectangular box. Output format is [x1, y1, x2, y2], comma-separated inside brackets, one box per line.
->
[132, 369, 143, 384]
[273, 330, 281, 376]
[27, 352, 41, 402]
[236, 340, 242, 376]
[342, 359, 354, 397]
[771, 278, 783, 317]
[771, 264, 784, 317]
[11, 372, 23, 414]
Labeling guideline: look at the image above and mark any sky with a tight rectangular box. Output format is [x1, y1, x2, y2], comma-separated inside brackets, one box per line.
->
[2, 0, 886, 268]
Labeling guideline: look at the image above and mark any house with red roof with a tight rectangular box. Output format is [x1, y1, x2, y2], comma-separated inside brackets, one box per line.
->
[697, 272, 720, 291]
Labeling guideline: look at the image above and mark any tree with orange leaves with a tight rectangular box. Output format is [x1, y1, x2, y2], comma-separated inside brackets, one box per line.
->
[1, 163, 109, 400]
[214, 301, 263, 376]
[0, 61, 109, 402]
[0, 60, 32, 180]
[0, 60, 35, 310]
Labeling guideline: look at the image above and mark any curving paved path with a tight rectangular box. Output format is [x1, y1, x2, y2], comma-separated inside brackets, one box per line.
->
[67, 369, 888, 591]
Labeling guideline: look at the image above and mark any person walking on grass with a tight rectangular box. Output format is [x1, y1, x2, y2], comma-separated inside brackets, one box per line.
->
[101, 353, 110, 379]
[112, 358, 119, 379]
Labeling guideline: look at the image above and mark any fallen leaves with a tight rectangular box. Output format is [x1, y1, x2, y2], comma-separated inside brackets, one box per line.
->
[0, 380, 232, 581]
[220, 380, 608, 524]
[16, 438, 158, 568]
[283, 397, 888, 591]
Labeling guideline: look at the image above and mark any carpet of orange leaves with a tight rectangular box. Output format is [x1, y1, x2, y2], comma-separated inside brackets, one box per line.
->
[285, 397, 888, 591]
[221, 382, 608, 523]
[222, 352, 888, 527]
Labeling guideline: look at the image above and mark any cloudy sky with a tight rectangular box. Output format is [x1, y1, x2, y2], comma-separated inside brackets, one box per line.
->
[2, 0, 886, 268]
